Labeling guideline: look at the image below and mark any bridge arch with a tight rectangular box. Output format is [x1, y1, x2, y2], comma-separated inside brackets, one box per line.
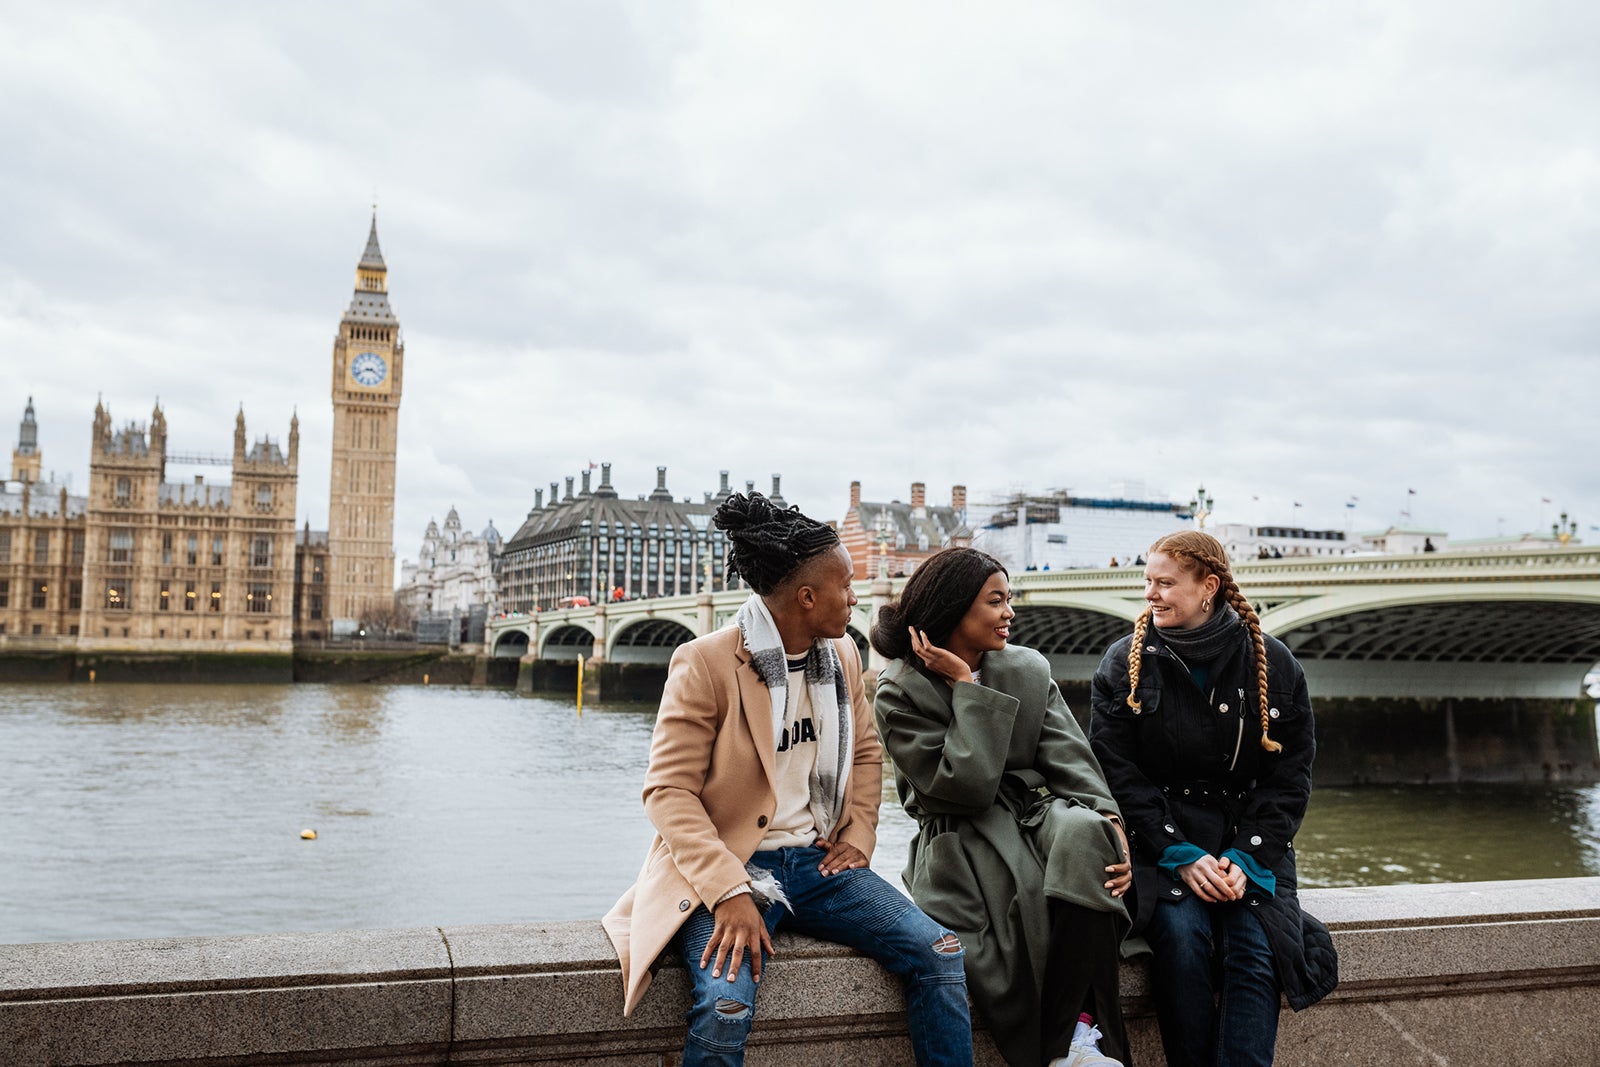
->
[541, 624, 596, 662]
[492, 629, 530, 659]
[845, 626, 869, 663]
[1273, 597, 1600, 699]
[608, 618, 698, 664]
[1009, 605, 1136, 682]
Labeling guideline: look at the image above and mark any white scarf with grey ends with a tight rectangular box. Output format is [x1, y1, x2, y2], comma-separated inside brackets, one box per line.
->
[734, 593, 853, 842]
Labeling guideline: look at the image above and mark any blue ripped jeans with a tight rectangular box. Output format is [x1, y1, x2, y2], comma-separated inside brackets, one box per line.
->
[673, 845, 973, 1067]
[1144, 893, 1280, 1067]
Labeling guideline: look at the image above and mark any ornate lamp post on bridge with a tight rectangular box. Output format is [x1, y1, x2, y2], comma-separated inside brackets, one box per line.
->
[1189, 485, 1215, 531]
[1553, 512, 1578, 546]
[875, 509, 891, 579]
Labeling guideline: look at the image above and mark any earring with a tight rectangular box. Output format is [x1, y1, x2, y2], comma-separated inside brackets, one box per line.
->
[1201, 597, 1212, 612]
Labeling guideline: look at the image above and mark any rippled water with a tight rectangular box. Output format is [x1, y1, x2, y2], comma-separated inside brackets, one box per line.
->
[2, 683, 1597, 944]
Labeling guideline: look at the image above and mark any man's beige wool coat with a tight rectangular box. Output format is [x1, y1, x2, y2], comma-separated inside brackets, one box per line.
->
[602, 625, 881, 1015]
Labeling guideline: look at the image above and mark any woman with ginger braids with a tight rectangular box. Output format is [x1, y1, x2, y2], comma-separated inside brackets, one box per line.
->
[873, 548, 1132, 1067]
[1089, 532, 1337, 1067]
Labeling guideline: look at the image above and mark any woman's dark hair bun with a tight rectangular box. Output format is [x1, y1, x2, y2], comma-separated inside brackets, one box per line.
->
[869, 602, 911, 661]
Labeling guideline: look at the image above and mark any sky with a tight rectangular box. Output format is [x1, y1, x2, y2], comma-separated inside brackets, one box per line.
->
[2, 1, 1596, 568]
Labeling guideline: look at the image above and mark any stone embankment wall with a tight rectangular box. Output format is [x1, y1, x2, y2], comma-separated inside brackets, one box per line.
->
[5, 878, 1599, 1066]
[0, 650, 523, 687]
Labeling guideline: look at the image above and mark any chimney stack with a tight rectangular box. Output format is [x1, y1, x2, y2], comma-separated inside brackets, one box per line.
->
[580, 469, 592, 496]
[600, 462, 612, 489]
[719, 470, 731, 498]
[911, 481, 926, 512]
[850, 480, 862, 508]
[650, 466, 673, 501]
[534, 488, 544, 509]
[564, 477, 574, 501]
[769, 475, 786, 507]
[952, 485, 967, 512]
[549, 481, 560, 507]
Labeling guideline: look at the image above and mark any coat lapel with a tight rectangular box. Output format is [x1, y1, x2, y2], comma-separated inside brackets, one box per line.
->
[734, 644, 778, 788]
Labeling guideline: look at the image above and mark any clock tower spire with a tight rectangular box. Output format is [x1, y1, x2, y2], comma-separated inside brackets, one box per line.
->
[326, 210, 404, 636]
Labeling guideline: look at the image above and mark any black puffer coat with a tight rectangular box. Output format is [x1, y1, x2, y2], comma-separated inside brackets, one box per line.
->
[1089, 627, 1337, 1010]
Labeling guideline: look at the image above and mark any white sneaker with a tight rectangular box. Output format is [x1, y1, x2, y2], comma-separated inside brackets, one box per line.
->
[1046, 1014, 1124, 1067]
[1047, 1050, 1123, 1067]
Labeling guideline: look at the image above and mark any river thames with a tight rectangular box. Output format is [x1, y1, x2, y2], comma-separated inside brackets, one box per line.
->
[4, 682, 1600, 945]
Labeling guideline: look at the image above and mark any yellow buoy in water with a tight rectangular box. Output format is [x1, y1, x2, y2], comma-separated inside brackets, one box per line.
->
[300, 829, 318, 840]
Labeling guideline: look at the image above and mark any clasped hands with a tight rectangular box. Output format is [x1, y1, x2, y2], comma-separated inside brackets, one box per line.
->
[1177, 853, 1249, 902]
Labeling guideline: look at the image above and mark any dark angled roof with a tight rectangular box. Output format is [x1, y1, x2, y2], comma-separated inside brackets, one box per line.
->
[855, 500, 965, 552]
[360, 213, 386, 270]
[0, 482, 86, 519]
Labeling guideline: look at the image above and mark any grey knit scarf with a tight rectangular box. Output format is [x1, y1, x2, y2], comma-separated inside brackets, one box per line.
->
[1157, 602, 1243, 665]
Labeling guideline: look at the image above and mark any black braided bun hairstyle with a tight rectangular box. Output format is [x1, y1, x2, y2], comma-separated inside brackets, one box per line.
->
[869, 547, 1007, 661]
[712, 491, 841, 596]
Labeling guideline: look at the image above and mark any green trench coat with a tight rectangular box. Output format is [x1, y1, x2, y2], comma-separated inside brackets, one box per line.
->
[875, 645, 1129, 1067]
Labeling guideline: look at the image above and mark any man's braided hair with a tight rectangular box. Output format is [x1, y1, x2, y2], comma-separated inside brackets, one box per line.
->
[712, 491, 840, 596]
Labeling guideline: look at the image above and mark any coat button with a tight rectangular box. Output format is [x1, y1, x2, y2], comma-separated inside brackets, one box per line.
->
[1269, 707, 1280, 719]
[1146, 645, 1157, 653]
[1250, 835, 1263, 846]
[757, 815, 768, 828]
[1164, 824, 1176, 834]
[1170, 887, 1183, 896]
[679, 900, 691, 912]
[1218, 702, 1229, 713]
[1249, 898, 1261, 907]
[1182, 788, 1190, 795]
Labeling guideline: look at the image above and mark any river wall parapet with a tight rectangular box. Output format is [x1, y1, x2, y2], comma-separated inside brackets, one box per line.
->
[5, 878, 1598, 1066]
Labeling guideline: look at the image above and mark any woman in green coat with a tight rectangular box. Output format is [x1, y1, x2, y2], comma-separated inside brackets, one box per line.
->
[872, 548, 1133, 1067]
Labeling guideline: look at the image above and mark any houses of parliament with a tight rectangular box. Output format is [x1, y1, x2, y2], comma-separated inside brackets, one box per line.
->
[0, 216, 404, 651]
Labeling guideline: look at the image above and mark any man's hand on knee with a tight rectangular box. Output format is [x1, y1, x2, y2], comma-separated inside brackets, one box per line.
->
[701, 893, 774, 982]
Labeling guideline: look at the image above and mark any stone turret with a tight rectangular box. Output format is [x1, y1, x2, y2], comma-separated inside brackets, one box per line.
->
[12, 396, 41, 483]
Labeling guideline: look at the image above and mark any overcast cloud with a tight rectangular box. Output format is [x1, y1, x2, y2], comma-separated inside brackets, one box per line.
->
[2, 1, 1595, 565]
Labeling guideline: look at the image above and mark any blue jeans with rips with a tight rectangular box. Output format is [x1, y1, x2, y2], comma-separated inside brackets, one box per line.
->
[1144, 893, 1280, 1067]
[672, 845, 973, 1067]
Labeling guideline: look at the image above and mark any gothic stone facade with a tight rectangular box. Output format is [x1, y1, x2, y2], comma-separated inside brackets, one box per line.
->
[77, 401, 299, 651]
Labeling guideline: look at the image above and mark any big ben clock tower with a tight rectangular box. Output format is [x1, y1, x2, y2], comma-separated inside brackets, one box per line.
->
[327, 212, 403, 635]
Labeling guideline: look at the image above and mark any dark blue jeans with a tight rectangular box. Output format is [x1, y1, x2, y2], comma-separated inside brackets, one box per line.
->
[1144, 893, 1279, 1067]
[672, 845, 973, 1067]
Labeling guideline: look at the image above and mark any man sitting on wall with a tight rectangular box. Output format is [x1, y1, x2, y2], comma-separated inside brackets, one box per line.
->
[603, 491, 973, 1066]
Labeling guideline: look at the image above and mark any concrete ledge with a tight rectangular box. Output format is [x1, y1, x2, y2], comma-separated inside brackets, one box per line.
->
[5, 879, 1600, 1066]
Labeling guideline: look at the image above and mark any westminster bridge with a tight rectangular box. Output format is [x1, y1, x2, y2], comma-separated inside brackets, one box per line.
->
[487, 545, 1600, 783]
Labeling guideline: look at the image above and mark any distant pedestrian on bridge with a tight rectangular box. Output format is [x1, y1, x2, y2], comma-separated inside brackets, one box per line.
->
[603, 491, 973, 1067]
[1089, 531, 1338, 1067]
[872, 547, 1133, 1067]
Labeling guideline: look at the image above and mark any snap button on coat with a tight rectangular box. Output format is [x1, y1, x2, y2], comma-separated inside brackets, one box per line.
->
[1250, 835, 1263, 846]
[678, 900, 690, 912]
[1218, 702, 1229, 713]
[757, 815, 768, 828]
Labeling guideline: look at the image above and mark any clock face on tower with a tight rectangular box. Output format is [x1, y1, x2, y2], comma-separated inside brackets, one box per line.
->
[351, 351, 388, 387]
